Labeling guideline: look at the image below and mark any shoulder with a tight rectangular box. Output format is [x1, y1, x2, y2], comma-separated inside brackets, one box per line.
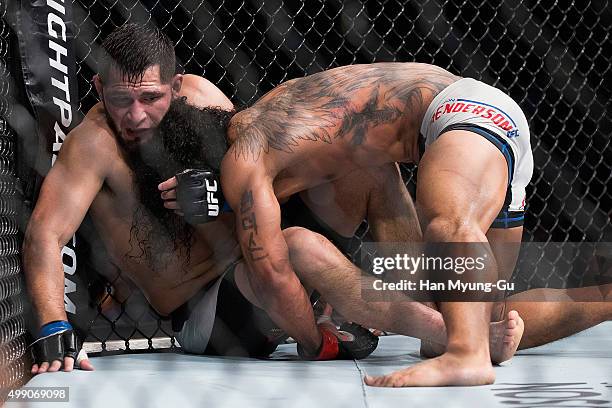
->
[224, 106, 291, 165]
[180, 74, 234, 110]
[59, 104, 120, 165]
[223, 107, 281, 174]
[220, 144, 269, 205]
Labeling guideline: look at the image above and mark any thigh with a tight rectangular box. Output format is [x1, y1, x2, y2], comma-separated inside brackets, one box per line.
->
[416, 130, 508, 232]
[206, 266, 277, 357]
[233, 261, 264, 309]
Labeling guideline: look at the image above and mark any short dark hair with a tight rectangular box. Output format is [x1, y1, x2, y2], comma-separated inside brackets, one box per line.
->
[98, 23, 176, 84]
[158, 97, 234, 172]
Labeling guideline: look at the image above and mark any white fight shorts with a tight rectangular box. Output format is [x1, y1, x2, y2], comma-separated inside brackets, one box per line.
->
[172, 260, 279, 357]
[420, 78, 534, 228]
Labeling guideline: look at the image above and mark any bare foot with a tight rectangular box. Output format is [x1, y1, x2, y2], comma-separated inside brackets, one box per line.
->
[489, 310, 524, 364]
[419, 310, 524, 364]
[365, 349, 494, 387]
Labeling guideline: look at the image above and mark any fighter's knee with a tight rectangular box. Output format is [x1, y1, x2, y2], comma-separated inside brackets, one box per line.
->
[284, 226, 339, 266]
[355, 162, 395, 179]
[376, 163, 402, 180]
[424, 217, 483, 242]
[362, 163, 402, 191]
[282, 226, 311, 242]
[284, 226, 329, 254]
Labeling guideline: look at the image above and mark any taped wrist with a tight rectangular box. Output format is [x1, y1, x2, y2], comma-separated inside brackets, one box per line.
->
[30, 320, 81, 364]
[297, 323, 379, 361]
[175, 168, 227, 224]
[297, 326, 340, 360]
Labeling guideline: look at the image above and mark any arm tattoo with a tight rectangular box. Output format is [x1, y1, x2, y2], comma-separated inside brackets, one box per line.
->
[232, 63, 457, 161]
[240, 190, 268, 262]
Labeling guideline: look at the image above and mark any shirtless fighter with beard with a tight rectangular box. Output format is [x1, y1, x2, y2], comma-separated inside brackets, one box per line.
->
[24, 23, 366, 374]
[22, 23, 235, 374]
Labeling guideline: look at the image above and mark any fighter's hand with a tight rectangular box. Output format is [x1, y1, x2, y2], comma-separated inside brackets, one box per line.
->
[30, 321, 94, 374]
[161, 169, 226, 224]
[158, 176, 182, 212]
[31, 350, 94, 374]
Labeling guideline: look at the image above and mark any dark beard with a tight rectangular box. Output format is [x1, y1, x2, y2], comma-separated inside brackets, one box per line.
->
[124, 135, 194, 271]
[121, 97, 232, 271]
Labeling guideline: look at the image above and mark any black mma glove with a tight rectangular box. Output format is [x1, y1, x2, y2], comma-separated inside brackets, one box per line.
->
[175, 168, 229, 224]
[30, 320, 81, 366]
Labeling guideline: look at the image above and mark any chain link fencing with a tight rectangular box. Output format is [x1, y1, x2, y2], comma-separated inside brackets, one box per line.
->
[0, 0, 31, 399]
[0, 0, 610, 397]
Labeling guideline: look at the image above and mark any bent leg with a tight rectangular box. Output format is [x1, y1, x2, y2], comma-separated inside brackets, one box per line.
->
[282, 226, 448, 344]
[367, 130, 518, 387]
[487, 227, 612, 349]
[310, 163, 525, 365]
[282, 226, 524, 363]
[231, 165, 438, 357]
[505, 285, 612, 349]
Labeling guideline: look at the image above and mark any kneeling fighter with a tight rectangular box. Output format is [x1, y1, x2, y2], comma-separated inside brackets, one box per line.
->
[159, 63, 534, 387]
[161, 98, 612, 374]
[161, 97, 524, 363]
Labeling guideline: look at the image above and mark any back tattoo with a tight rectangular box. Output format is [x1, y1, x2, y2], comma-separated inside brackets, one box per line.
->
[231, 64, 456, 162]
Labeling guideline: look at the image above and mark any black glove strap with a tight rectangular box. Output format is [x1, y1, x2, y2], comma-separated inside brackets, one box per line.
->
[31, 330, 80, 364]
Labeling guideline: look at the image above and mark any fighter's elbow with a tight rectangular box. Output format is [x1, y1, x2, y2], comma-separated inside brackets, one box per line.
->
[23, 222, 41, 253]
[23, 220, 62, 255]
